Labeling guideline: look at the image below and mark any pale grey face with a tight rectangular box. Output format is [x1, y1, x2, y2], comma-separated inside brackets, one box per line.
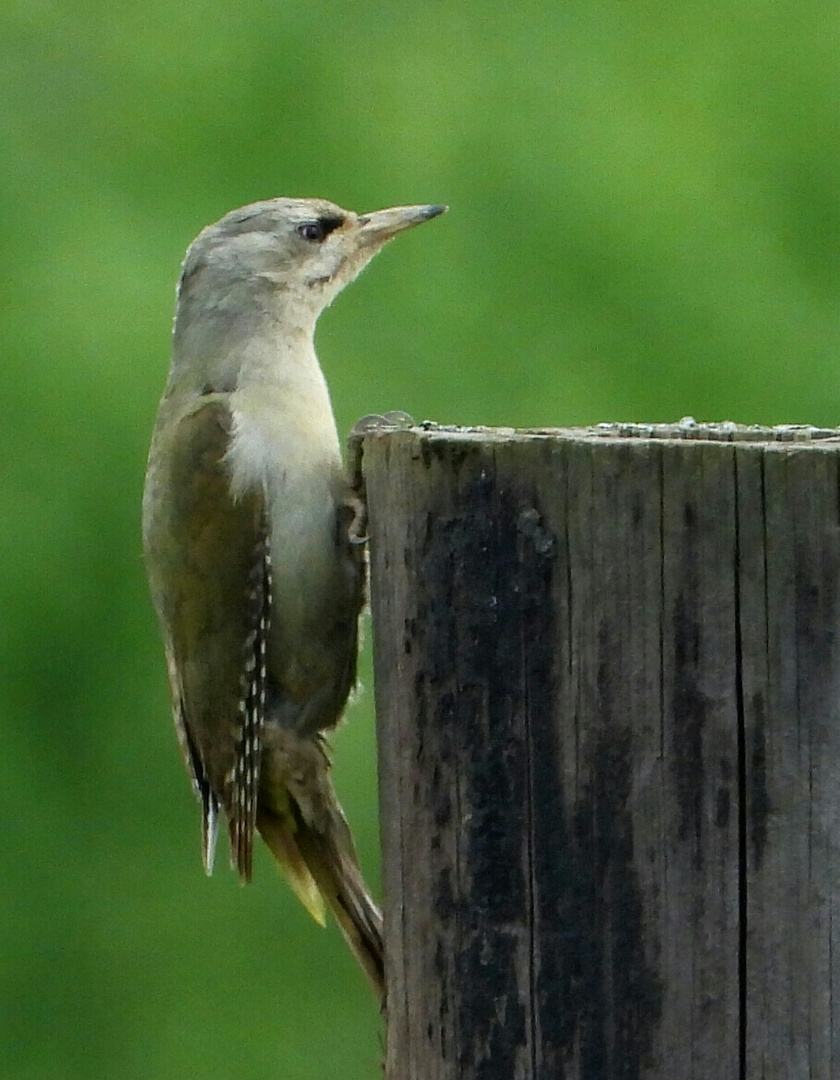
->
[177, 197, 446, 316]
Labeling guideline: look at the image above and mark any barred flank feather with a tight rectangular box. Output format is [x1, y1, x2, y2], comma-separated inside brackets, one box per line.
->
[227, 530, 271, 881]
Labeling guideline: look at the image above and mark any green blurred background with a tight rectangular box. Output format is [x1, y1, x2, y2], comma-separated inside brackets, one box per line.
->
[1, 1, 837, 1077]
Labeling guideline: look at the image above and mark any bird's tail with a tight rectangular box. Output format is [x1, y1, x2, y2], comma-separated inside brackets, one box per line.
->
[256, 759, 384, 999]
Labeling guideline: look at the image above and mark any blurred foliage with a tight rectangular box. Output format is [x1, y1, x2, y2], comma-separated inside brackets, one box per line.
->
[0, 0, 837, 1077]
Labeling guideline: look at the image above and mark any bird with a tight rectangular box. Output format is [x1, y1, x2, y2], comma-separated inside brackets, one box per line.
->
[142, 196, 447, 997]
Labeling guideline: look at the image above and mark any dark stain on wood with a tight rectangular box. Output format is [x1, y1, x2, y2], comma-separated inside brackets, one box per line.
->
[671, 590, 708, 862]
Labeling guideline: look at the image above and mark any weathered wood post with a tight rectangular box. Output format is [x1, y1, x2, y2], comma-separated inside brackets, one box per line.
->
[358, 421, 840, 1080]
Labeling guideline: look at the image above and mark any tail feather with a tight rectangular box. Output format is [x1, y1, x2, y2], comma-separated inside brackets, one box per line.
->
[256, 727, 384, 998]
[257, 803, 384, 999]
[257, 810, 326, 926]
[293, 809, 384, 998]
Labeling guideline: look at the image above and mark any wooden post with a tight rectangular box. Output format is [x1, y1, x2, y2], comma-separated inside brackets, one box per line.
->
[357, 421, 840, 1080]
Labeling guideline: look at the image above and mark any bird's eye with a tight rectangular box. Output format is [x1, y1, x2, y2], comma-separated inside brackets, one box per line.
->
[297, 221, 326, 243]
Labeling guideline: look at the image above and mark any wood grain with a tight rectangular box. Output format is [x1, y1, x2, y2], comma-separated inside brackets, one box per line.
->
[360, 423, 840, 1079]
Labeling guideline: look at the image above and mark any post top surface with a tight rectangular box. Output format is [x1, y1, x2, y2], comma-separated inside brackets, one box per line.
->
[355, 417, 840, 448]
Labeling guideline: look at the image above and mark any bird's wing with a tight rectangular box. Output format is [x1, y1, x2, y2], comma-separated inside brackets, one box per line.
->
[150, 394, 269, 881]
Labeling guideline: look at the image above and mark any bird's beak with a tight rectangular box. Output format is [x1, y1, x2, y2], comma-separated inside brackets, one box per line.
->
[356, 203, 447, 247]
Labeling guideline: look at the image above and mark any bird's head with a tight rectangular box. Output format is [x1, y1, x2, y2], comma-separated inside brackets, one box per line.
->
[176, 197, 447, 327]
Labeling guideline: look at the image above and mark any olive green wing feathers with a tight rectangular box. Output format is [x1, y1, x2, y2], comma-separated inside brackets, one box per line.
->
[143, 394, 267, 880]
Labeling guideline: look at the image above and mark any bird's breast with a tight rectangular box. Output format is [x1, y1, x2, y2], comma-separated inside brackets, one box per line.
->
[226, 387, 360, 724]
[226, 386, 345, 608]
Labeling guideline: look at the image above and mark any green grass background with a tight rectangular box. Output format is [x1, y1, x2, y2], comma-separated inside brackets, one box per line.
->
[1, 1, 837, 1077]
